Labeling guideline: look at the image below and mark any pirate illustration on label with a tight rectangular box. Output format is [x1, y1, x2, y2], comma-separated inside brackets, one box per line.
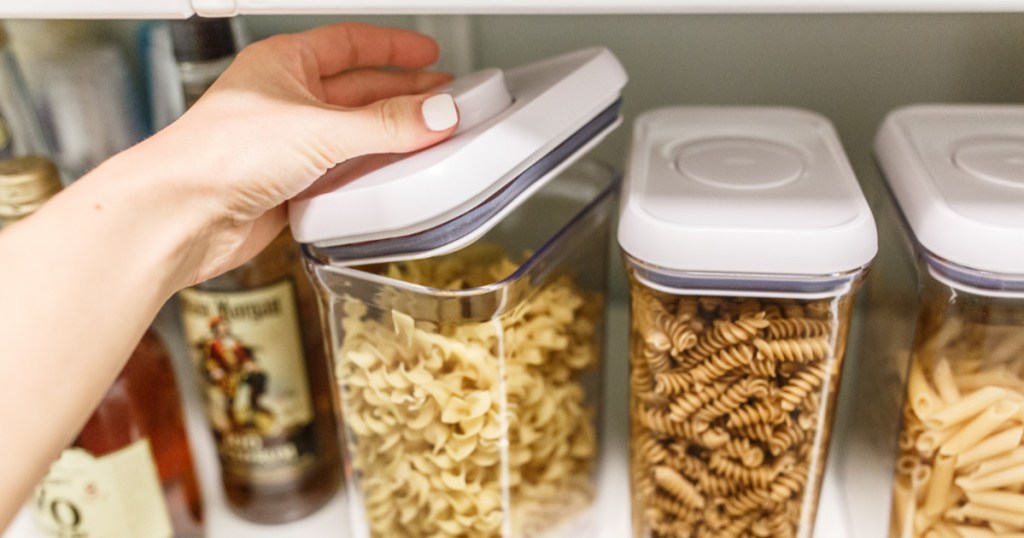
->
[200, 315, 274, 433]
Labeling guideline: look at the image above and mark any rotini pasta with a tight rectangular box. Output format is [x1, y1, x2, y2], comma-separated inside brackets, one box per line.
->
[629, 290, 847, 537]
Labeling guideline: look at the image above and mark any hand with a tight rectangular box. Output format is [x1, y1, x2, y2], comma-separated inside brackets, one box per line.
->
[131, 22, 458, 285]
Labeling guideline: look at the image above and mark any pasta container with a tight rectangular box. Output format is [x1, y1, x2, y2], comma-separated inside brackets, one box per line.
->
[619, 107, 877, 538]
[875, 105, 1024, 538]
[288, 48, 626, 537]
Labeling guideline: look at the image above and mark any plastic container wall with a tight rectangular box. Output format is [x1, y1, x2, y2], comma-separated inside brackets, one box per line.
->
[624, 268, 865, 538]
[888, 266, 1024, 537]
[304, 162, 616, 538]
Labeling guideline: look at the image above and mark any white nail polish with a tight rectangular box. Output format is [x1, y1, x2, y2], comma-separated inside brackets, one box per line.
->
[422, 94, 458, 132]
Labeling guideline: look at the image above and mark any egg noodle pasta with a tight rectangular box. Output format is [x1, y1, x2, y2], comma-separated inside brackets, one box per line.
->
[629, 288, 851, 537]
[336, 244, 601, 537]
[890, 309, 1024, 537]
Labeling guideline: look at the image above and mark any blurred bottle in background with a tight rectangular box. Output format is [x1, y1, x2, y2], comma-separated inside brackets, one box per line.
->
[0, 23, 53, 161]
[2, 20, 145, 181]
[171, 16, 342, 525]
[0, 156, 205, 538]
[169, 17, 237, 110]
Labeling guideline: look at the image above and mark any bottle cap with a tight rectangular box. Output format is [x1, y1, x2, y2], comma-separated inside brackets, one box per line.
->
[0, 156, 62, 223]
[169, 16, 236, 63]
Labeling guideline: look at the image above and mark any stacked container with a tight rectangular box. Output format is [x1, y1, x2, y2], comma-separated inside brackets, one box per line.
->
[619, 107, 877, 538]
[875, 105, 1024, 538]
[289, 48, 627, 537]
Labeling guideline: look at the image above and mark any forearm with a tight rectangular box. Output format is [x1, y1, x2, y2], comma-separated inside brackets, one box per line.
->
[0, 22, 457, 528]
[0, 139, 206, 526]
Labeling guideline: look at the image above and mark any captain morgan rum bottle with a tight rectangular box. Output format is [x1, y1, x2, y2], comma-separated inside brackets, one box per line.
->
[170, 16, 340, 525]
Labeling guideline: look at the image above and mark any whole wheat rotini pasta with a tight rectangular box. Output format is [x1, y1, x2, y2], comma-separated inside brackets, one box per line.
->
[337, 245, 600, 537]
[629, 289, 848, 537]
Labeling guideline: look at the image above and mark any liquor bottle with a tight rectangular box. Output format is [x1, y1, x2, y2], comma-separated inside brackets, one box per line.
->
[0, 24, 52, 160]
[169, 16, 237, 109]
[171, 17, 342, 524]
[0, 156, 204, 538]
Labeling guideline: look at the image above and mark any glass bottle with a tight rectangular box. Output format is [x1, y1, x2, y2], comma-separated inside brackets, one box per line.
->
[0, 24, 52, 159]
[171, 17, 341, 523]
[178, 231, 342, 523]
[169, 16, 237, 110]
[0, 156, 204, 538]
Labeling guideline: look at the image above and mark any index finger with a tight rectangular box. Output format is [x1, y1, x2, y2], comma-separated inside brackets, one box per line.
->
[294, 22, 441, 78]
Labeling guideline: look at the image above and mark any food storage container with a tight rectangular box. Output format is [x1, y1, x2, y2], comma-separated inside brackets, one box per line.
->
[875, 105, 1024, 538]
[288, 48, 627, 537]
[619, 107, 877, 538]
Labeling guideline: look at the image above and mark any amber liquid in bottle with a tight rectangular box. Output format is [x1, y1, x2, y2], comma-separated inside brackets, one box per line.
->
[34, 331, 204, 538]
[6, 157, 204, 537]
[178, 231, 341, 523]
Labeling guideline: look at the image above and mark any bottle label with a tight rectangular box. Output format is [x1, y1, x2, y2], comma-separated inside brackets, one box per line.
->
[32, 440, 173, 538]
[179, 279, 316, 483]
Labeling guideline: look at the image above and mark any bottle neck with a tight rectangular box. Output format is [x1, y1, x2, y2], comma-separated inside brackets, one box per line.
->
[177, 55, 234, 109]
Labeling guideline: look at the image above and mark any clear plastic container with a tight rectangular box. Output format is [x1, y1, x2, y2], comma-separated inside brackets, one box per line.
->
[888, 270, 1024, 538]
[875, 105, 1024, 538]
[619, 107, 877, 538]
[304, 162, 616, 538]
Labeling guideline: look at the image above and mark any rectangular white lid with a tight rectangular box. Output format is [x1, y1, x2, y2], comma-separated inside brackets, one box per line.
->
[618, 106, 877, 277]
[876, 105, 1024, 281]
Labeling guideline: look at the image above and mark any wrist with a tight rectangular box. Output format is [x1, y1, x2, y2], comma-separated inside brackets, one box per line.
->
[83, 137, 214, 295]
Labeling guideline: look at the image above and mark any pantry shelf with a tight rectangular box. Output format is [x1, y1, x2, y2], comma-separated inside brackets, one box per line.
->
[5, 0, 1024, 18]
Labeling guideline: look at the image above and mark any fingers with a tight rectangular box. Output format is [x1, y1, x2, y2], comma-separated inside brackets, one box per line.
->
[321, 69, 453, 107]
[294, 23, 441, 78]
[330, 93, 459, 159]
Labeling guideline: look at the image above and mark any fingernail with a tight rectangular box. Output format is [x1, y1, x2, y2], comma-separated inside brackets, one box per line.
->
[422, 94, 458, 132]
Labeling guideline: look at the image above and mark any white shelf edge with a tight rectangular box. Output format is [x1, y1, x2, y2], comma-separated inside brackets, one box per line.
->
[4, 0, 1024, 18]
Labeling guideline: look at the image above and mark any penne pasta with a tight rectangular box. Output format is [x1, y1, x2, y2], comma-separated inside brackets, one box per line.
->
[909, 360, 943, 420]
[939, 401, 1020, 456]
[952, 526, 997, 538]
[956, 426, 1024, 470]
[925, 386, 1008, 430]
[917, 426, 963, 458]
[963, 490, 1024, 515]
[969, 447, 1024, 479]
[957, 465, 1024, 491]
[912, 464, 933, 505]
[922, 454, 956, 517]
[933, 358, 961, 404]
[892, 477, 914, 538]
[946, 502, 1024, 529]
[926, 522, 960, 538]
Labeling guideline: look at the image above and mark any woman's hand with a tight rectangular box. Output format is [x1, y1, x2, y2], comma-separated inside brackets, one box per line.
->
[131, 22, 458, 285]
[0, 23, 458, 527]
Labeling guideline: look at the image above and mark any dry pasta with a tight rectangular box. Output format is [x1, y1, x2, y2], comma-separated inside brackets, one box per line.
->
[891, 309, 1024, 537]
[629, 290, 847, 537]
[337, 245, 600, 537]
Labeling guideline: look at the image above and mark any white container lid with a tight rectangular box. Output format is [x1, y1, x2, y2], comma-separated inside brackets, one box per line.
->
[876, 105, 1024, 282]
[619, 107, 877, 278]
[289, 47, 625, 262]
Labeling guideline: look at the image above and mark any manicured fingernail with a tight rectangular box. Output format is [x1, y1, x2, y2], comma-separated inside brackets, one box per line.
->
[422, 94, 458, 131]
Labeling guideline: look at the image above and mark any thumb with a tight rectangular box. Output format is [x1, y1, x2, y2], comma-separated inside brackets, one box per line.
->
[335, 93, 459, 159]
